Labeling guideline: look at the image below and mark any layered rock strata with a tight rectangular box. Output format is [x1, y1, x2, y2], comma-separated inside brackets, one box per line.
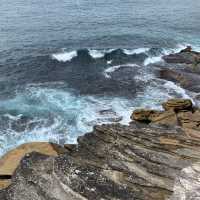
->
[0, 99, 200, 199]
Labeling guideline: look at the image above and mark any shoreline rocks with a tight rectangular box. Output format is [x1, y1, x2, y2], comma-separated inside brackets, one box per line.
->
[1, 47, 200, 199]
[0, 142, 67, 190]
[0, 98, 200, 199]
[158, 47, 200, 94]
[163, 46, 200, 65]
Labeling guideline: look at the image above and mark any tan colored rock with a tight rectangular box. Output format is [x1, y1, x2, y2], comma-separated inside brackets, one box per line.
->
[162, 99, 193, 112]
[183, 128, 200, 140]
[0, 142, 66, 177]
[177, 110, 200, 130]
[151, 110, 178, 126]
[131, 109, 162, 123]
[0, 180, 11, 190]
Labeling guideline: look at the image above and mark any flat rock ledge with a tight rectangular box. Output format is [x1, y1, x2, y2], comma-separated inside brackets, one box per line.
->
[0, 99, 200, 200]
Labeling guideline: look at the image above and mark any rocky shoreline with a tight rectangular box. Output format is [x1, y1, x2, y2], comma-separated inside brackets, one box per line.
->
[0, 47, 200, 200]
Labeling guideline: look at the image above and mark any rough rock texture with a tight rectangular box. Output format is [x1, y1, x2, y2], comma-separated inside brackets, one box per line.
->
[131, 109, 162, 122]
[0, 142, 67, 189]
[159, 47, 200, 93]
[1, 107, 200, 200]
[159, 68, 200, 92]
[170, 162, 200, 200]
[162, 99, 193, 112]
[163, 47, 200, 65]
[2, 44, 200, 200]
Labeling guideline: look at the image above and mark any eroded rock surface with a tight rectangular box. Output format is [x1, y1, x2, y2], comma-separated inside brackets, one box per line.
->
[0, 105, 200, 200]
[159, 47, 200, 93]
[170, 162, 200, 200]
[163, 46, 200, 65]
[0, 142, 67, 190]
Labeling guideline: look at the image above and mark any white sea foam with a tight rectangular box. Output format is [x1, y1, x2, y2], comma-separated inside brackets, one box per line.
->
[144, 56, 163, 66]
[107, 60, 112, 64]
[104, 63, 139, 78]
[163, 81, 195, 104]
[123, 48, 150, 55]
[52, 47, 151, 62]
[0, 84, 134, 155]
[143, 44, 193, 66]
[88, 49, 105, 58]
[52, 50, 77, 62]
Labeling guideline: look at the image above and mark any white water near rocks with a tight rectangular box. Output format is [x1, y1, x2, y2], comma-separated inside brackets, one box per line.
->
[0, 70, 193, 156]
[1, 0, 200, 156]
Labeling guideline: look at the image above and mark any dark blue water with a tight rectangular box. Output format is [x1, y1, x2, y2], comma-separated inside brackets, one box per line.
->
[0, 0, 200, 155]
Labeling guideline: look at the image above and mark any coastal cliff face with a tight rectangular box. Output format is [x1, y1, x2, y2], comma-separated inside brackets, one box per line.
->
[0, 48, 200, 200]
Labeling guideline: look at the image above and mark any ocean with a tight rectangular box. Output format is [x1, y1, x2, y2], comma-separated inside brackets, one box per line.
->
[0, 0, 200, 155]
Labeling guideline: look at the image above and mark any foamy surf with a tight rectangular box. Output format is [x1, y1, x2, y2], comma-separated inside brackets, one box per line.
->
[51, 47, 150, 62]
[143, 43, 194, 66]
[52, 50, 77, 62]
[123, 48, 150, 55]
[104, 63, 139, 78]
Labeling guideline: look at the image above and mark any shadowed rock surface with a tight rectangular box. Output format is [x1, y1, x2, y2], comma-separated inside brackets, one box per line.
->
[0, 98, 200, 200]
[159, 47, 200, 93]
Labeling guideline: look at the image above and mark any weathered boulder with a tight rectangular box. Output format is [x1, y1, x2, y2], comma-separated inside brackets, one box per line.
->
[131, 109, 162, 123]
[131, 99, 195, 127]
[162, 98, 193, 112]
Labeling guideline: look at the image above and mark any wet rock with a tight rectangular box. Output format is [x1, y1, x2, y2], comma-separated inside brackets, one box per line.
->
[180, 46, 192, 53]
[162, 98, 193, 112]
[99, 108, 116, 115]
[163, 47, 200, 65]
[159, 68, 200, 92]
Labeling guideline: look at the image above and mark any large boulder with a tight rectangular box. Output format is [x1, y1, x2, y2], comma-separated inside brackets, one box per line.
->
[162, 99, 193, 112]
[131, 109, 162, 123]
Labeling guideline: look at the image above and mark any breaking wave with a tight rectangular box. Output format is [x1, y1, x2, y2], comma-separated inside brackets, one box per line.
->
[51, 47, 150, 62]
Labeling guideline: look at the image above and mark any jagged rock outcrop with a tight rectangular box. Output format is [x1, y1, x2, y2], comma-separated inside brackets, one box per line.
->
[0, 98, 200, 200]
[163, 46, 200, 65]
[159, 47, 200, 93]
